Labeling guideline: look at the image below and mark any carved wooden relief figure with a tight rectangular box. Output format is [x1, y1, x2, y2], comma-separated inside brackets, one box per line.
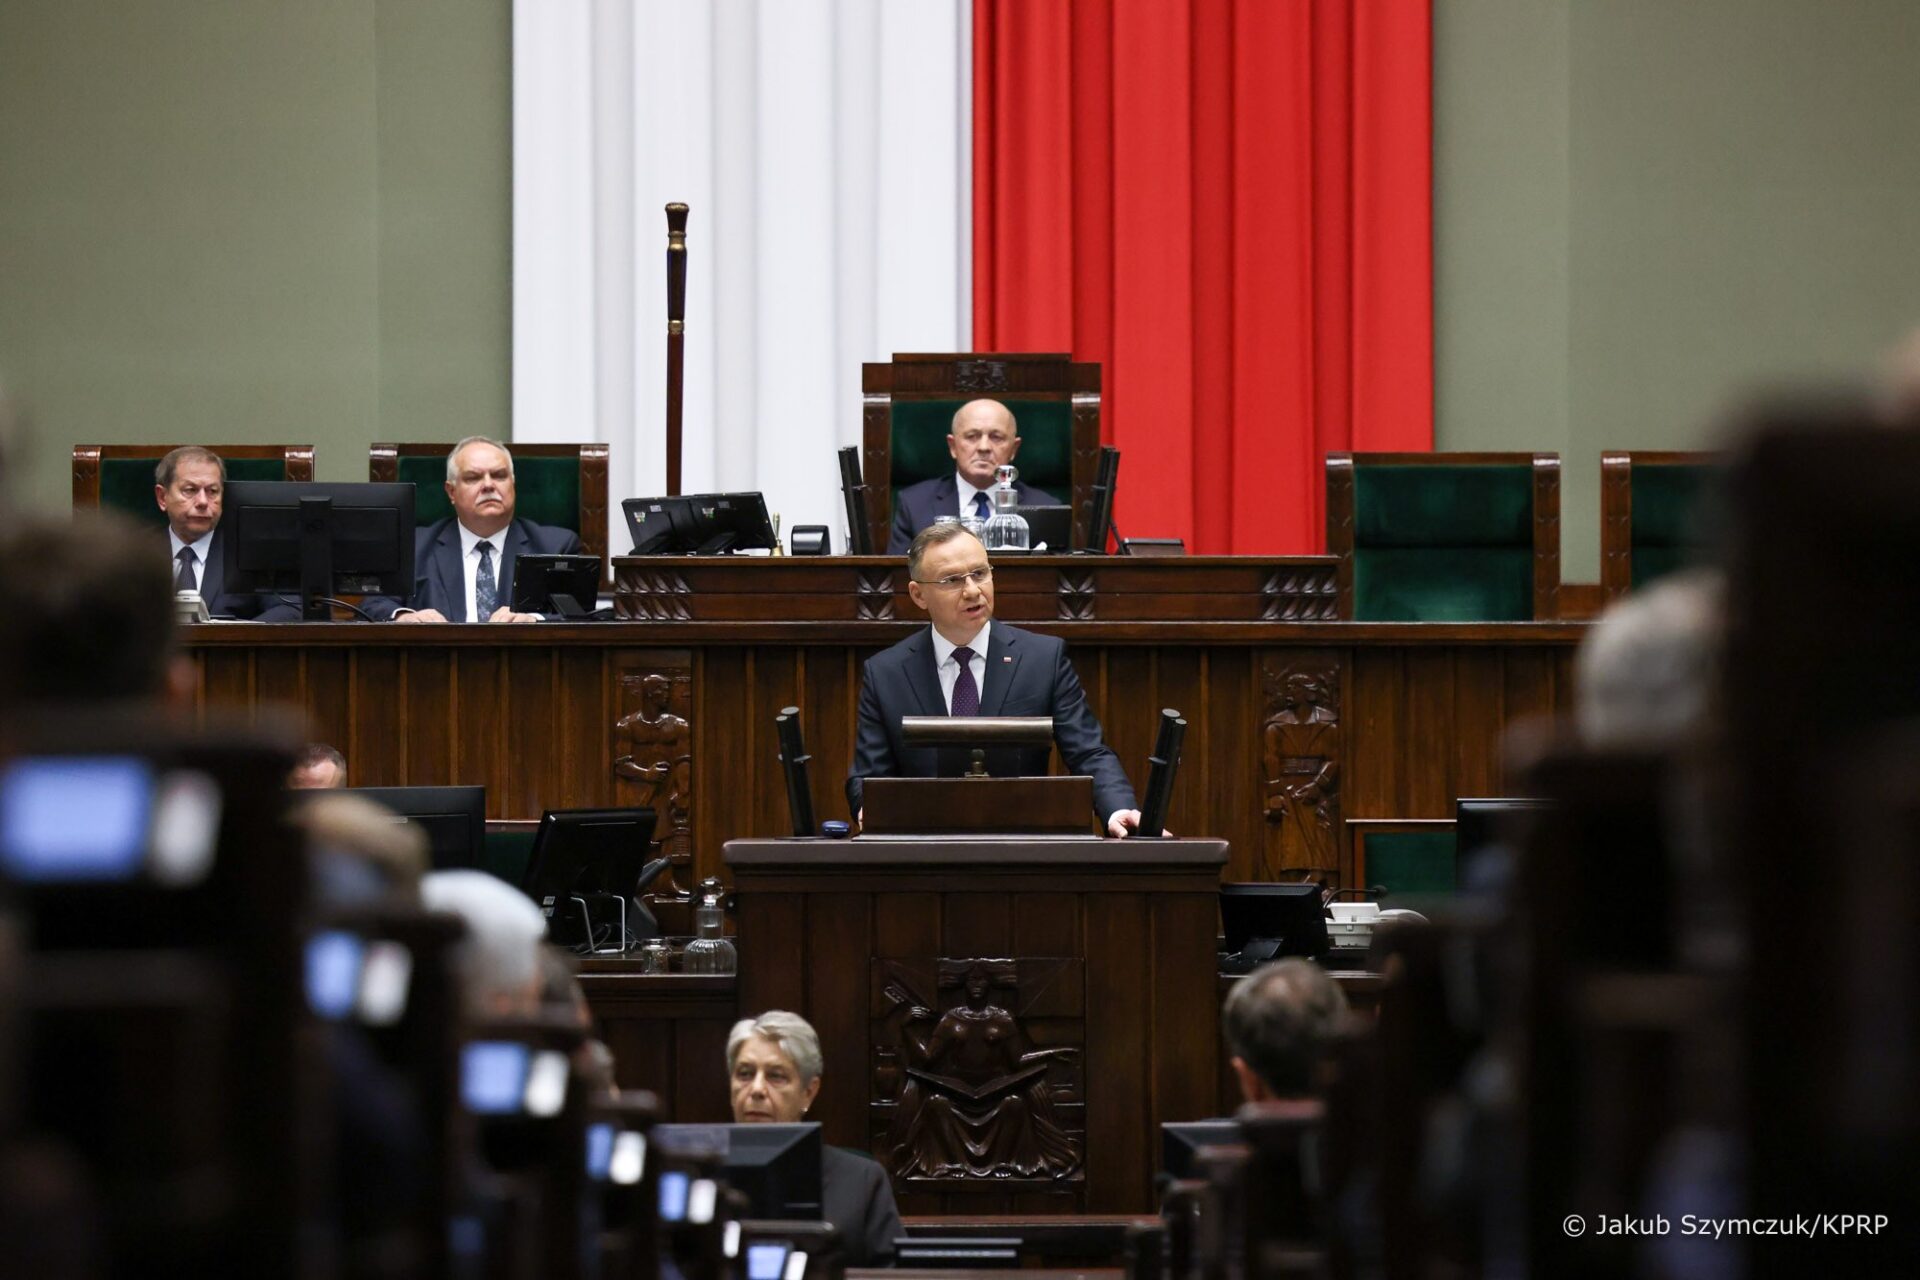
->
[878, 959, 1082, 1183]
[1262, 659, 1342, 874]
[614, 670, 693, 865]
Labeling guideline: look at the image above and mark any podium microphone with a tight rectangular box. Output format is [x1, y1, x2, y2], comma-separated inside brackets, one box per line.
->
[1136, 708, 1186, 838]
[775, 706, 817, 837]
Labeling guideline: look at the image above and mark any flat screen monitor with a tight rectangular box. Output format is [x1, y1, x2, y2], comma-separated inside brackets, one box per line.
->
[1081, 446, 1120, 553]
[221, 480, 415, 621]
[1219, 882, 1329, 959]
[624, 496, 699, 554]
[510, 553, 602, 617]
[652, 1122, 823, 1220]
[1161, 1119, 1242, 1180]
[624, 493, 777, 555]
[1018, 504, 1073, 553]
[344, 785, 487, 871]
[519, 807, 659, 948]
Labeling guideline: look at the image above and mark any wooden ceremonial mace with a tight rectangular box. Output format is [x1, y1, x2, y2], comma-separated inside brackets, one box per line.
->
[665, 202, 688, 496]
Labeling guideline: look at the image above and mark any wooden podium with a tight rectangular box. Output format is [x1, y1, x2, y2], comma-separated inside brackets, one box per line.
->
[723, 834, 1228, 1215]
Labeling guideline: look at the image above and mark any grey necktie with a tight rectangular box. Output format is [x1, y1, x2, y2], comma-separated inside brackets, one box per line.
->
[475, 542, 497, 621]
[175, 546, 197, 593]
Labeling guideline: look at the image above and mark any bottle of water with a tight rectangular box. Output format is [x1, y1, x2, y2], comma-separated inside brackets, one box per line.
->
[681, 876, 737, 974]
[982, 464, 1030, 551]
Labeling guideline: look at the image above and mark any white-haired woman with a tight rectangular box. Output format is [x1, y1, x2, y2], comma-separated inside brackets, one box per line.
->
[728, 1010, 902, 1267]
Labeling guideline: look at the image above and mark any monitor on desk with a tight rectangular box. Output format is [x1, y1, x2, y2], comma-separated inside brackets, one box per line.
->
[653, 1122, 823, 1220]
[519, 807, 661, 950]
[1219, 882, 1329, 961]
[623, 493, 777, 555]
[343, 785, 487, 871]
[510, 553, 602, 617]
[221, 480, 414, 621]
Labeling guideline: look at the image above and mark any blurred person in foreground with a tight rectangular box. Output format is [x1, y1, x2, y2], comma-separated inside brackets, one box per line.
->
[728, 1010, 902, 1266]
[1222, 958, 1351, 1103]
[420, 869, 548, 1019]
[288, 742, 347, 789]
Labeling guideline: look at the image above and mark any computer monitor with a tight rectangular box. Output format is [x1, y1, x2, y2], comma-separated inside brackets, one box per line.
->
[221, 481, 415, 621]
[1018, 504, 1073, 553]
[343, 785, 487, 871]
[652, 1122, 823, 1220]
[519, 807, 660, 949]
[624, 496, 700, 554]
[1081, 446, 1120, 553]
[1219, 882, 1329, 960]
[1161, 1119, 1242, 1180]
[510, 553, 602, 617]
[1454, 797, 1550, 893]
[683, 492, 778, 554]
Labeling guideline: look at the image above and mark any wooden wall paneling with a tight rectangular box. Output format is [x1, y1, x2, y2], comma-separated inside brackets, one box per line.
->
[1500, 648, 1570, 794]
[1451, 649, 1509, 802]
[1099, 647, 1158, 806]
[1150, 892, 1223, 1134]
[1082, 891, 1152, 1211]
[940, 891, 1013, 958]
[200, 648, 253, 725]
[301, 648, 351, 774]
[347, 647, 403, 786]
[686, 646, 745, 887]
[802, 893, 873, 1151]
[555, 647, 607, 810]
[736, 892, 806, 1013]
[403, 647, 455, 787]
[1401, 648, 1458, 816]
[1205, 651, 1260, 881]
[251, 646, 304, 734]
[674, 1015, 733, 1123]
[1344, 646, 1405, 822]
[604, 1014, 674, 1104]
[1012, 893, 1080, 957]
[873, 892, 941, 958]
[502, 647, 556, 818]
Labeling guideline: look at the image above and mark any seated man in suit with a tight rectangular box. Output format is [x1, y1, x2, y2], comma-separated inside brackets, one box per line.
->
[366, 436, 582, 623]
[154, 446, 298, 621]
[849, 522, 1143, 835]
[886, 398, 1059, 554]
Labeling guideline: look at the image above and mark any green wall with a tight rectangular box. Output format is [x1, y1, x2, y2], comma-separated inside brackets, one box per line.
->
[0, 0, 508, 509]
[1435, 0, 1920, 579]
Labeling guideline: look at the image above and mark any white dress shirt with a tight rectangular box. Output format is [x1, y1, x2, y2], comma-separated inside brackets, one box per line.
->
[167, 528, 216, 594]
[458, 522, 505, 622]
[955, 473, 997, 522]
[929, 620, 990, 713]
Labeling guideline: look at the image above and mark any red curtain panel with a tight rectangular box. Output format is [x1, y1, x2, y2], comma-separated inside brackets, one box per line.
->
[973, 0, 1432, 553]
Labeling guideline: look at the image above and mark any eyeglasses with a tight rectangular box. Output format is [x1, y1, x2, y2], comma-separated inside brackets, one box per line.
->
[914, 565, 993, 591]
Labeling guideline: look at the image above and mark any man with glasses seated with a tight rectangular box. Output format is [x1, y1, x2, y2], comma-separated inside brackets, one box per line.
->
[847, 523, 1143, 836]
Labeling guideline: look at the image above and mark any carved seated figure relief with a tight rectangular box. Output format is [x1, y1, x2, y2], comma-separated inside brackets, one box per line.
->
[884, 959, 1081, 1181]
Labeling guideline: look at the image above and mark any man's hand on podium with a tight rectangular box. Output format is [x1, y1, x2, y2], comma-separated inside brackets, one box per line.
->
[1107, 808, 1171, 838]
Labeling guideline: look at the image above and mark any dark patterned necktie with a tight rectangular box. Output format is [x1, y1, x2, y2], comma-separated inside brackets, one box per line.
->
[950, 645, 979, 716]
[972, 491, 991, 523]
[175, 546, 197, 593]
[475, 541, 497, 621]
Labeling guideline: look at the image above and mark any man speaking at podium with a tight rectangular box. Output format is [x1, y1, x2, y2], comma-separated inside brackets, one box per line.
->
[848, 522, 1144, 836]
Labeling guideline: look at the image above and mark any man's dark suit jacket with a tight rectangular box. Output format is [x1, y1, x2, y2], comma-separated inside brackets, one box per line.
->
[886, 473, 1058, 555]
[821, 1145, 903, 1267]
[847, 621, 1136, 821]
[175, 525, 301, 621]
[362, 516, 583, 622]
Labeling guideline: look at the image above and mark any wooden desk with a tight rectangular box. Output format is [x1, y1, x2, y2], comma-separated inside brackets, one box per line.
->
[725, 835, 1226, 1216]
[183, 555, 1581, 894]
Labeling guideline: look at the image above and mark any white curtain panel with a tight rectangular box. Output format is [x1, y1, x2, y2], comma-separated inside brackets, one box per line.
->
[513, 0, 972, 549]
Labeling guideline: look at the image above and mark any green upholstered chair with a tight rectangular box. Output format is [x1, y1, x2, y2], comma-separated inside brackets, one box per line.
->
[370, 441, 610, 575]
[1348, 819, 1457, 900]
[859, 353, 1100, 553]
[1600, 451, 1719, 600]
[1326, 452, 1562, 621]
[72, 443, 314, 523]
[481, 822, 539, 889]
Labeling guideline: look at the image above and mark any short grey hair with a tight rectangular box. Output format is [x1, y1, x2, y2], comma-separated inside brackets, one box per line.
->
[421, 869, 548, 1018]
[1575, 569, 1722, 749]
[446, 435, 515, 483]
[1222, 958, 1349, 1096]
[726, 1010, 824, 1085]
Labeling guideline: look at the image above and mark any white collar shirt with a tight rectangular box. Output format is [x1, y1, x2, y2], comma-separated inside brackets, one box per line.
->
[955, 473, 997, 522]
[167, 527, 217, 594]
[929, 619, 990, 714]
